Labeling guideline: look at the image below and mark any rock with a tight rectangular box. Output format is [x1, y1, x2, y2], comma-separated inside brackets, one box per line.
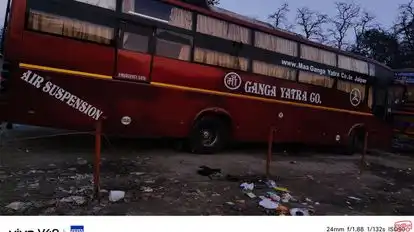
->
[69, 168, 77, 171]
[77, 158, 87, 165]
[144, 180, 155, 184]
[60, 196, 86, 205]
[109, 190, 125, 202]
[212, 193, 221, 197]
[5, 202, 28, 211]
[43, 207, 56, 214]
[48, 164, 56, 167]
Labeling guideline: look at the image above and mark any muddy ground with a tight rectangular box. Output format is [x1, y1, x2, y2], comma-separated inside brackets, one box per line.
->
[0, 125, 413, 215]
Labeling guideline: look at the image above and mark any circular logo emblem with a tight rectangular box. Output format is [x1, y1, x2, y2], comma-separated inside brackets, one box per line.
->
[350, 88, 362, 107]
[121, 116, 132, 125]
[224, 72, 242, 90]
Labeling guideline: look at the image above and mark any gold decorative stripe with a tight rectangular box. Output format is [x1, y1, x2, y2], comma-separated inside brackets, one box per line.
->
[19, 62, 373, 116]
[19, 63, 112, 79]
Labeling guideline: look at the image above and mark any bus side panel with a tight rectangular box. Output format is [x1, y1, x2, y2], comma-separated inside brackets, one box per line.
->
[19, 32, 115, 76]
[150, 56, 387, 146]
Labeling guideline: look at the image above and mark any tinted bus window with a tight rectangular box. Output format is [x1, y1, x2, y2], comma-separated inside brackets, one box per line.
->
[122, 24, 152, 53]
[28, 10, 114, 45]
[122, 0, 192, 30]
[155, 29, 192, 61]
[74, 0, 116, 10]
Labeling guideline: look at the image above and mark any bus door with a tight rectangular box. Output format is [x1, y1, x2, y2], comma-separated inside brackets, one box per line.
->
[115, 21, 153, 83]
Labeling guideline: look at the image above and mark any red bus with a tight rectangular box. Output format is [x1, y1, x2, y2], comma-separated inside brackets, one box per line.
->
[0, 0, 395, 154]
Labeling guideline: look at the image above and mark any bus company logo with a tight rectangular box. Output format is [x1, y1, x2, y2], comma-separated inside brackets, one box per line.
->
[350, 88, 362, 107]
[224, 72, 242, 90]
[70, 225, 84, 232]
[394, 220, 412, 232]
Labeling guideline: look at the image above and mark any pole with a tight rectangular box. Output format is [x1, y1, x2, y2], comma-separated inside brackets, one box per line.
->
[360, 131, 369, 175]
[266, 128, 274, 178]
[94, 120, 102, 201]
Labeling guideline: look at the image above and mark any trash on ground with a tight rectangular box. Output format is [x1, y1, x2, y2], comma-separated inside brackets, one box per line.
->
[245, 192, 256, 199]
[240, 182, 254, 191]
[265, 179, 277, 188]
[348, 196, 362, 201]
[266, 192, 281, 202]
[226, 202, 235, 205]
[259, 198, 278, 209]
[131, 172, 145, 176]
[276, 205, 289, 215]
[140, 186, 153, 193]
[290, 208, 310, 216]
[281, 193, 293, 203]
[108, 190, 125, 202]
[274, 187, 289, 193]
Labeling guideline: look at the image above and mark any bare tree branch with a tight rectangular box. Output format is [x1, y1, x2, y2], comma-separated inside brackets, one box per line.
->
[206, 0, 220, 5]
[353, 11, 377, 50]
[268, 3, 294, 30]
[394, 0, 414, 48]
[296, 7, 328, 41]
[327, 2, 361, 49]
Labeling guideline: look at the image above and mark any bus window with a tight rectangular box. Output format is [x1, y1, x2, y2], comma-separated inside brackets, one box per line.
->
[74, 0, 116, 10]
[122, 0, 193, 30]
[337, 80, 366, 102]
[298, 72, 334, 88]
[27, 10, 114, 45]
[254, 31, 296, 56]
[197, 14, 251, 44]
[300, 44, 336, 67]
[252, 60, 296, 81]
[194, 47, 248, 71]
[155, 29, 192, 61]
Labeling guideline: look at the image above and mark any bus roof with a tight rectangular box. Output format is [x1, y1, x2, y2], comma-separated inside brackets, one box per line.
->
[166, 0, 392, 72]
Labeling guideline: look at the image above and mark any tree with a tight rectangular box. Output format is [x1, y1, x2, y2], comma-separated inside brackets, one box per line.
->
[295, 7, 328, 42]
[328, 2, 361, 49]
[207, 0, 219, 5]
[268, 3, 294, 30]
[394, 0, 414, 67]
[349, 28, 401, 68]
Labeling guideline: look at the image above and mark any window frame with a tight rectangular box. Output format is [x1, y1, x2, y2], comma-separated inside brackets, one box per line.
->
[154, 29, 193, 61]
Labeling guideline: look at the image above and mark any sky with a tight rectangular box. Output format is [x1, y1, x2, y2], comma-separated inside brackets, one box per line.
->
[0, 0, 408, 36]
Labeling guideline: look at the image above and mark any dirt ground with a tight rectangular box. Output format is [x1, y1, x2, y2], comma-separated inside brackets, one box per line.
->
[0, 125, 413, 215]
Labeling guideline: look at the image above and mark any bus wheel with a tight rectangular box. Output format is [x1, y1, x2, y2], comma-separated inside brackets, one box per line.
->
[346, 129, 365, 155]
[189, 116, 230, 154]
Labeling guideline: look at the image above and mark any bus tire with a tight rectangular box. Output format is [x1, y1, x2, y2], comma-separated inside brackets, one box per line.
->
[189, 116, 230, 154]
[346, 129, 365, 155]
